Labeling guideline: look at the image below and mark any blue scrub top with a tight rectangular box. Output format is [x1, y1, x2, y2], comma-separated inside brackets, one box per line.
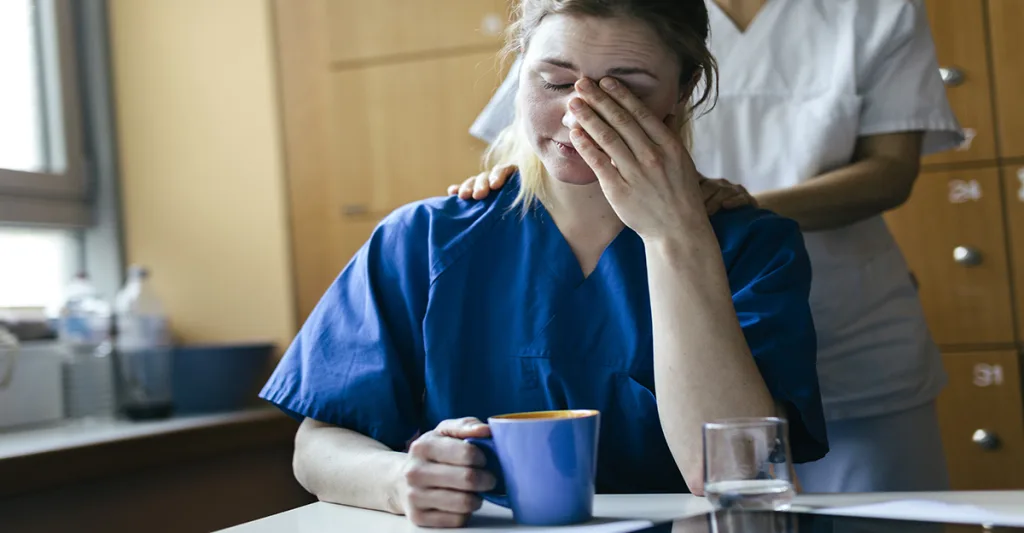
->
[260, 175, 828, 493]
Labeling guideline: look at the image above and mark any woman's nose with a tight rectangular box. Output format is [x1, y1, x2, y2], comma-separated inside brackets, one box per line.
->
[562, 105, 580, 130]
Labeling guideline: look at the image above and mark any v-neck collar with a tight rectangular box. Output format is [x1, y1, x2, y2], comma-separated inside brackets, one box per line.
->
[708, 0, 775, 36]
[533, 201, 634, 288]
[707, 0, 783, 65]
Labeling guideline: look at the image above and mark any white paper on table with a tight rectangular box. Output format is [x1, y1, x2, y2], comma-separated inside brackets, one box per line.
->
[524, 520, 654, 533]
[815, 500, 1024, 527]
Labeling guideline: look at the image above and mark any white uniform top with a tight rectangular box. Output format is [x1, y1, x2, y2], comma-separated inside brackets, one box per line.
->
[470, 0, 964, 421]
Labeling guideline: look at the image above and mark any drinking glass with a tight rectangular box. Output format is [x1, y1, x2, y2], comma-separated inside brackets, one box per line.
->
[703, 417, 794, 510]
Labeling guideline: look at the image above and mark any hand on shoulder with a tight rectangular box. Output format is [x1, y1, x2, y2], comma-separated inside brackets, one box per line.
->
[447, 164, 758, 217]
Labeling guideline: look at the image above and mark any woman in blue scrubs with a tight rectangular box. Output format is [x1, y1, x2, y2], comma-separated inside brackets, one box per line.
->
[260, 0, 827, 527]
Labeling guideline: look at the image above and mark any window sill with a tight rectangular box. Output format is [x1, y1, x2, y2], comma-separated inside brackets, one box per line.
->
[0, 407, 297, 498]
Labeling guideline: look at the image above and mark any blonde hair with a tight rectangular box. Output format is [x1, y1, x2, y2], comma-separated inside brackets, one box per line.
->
[483, 0, 718, 212]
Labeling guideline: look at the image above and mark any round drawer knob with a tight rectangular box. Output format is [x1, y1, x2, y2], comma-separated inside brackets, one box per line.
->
[953, 246, 983, 266]
[940, 66, 965, 87]
[973, 429, 1000, 450]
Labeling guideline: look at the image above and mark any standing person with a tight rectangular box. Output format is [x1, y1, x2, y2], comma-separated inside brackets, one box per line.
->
[453, 0, 963, 493]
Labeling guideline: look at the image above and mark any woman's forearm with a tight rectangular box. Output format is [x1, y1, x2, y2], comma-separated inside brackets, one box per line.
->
[645, 227, 775, 495]
[755, 132, 924, 232]
[755, 157, 916, 232]
[293, 418, 408, 514]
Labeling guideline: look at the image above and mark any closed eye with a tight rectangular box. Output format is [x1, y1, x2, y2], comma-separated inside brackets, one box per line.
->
[542, 81, 574, 92]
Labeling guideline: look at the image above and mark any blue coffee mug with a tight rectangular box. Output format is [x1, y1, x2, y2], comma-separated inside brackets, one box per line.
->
[467, 409, 600, 526]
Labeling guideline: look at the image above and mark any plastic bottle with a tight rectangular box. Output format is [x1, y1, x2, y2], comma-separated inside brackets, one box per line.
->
[58, 273, 117, 420]
[114, 265, 174, 419]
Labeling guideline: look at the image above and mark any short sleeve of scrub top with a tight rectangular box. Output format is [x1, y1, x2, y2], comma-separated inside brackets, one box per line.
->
[855, 0, 964, 155]
[716, 211, 826, 464]
[259, 208, 433, 452]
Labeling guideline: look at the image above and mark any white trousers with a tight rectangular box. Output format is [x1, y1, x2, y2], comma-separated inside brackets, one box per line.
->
[794, 401, 950, 492]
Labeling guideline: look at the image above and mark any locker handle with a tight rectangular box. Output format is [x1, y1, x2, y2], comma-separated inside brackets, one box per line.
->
[953, 246, 983, 267]
[972, 429, 1001, 451]
[939, 66, 965, 87]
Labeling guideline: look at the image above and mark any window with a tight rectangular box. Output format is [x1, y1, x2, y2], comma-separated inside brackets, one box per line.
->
[0, 0, 89, 227]
[0, 227, 76, 311]
[0, 0, 46, 173]
[1, 0, 122, 313]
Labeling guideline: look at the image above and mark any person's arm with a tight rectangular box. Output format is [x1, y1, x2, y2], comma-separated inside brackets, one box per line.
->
[259, 207, 498, 527]
[567, 77, 781, 495]
[293, 418, 408, 513]
[644, 228, 776, 494]
[755, 131, 923, 232]
[293, 417, 495, 527]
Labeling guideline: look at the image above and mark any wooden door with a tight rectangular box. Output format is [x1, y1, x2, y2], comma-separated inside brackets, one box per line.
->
[937, 350, 1024, 490]
[921, 0, 997, 165]
[274, 0, 509, 318]
[884, 169, 1014, 346]
[325, 0, 509, 64]
[1005, 164, 1024, 343]
[988, 0, 1024, 160]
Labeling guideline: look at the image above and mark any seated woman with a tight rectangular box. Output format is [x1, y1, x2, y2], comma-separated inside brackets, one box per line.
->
[260, 0, 828, 527]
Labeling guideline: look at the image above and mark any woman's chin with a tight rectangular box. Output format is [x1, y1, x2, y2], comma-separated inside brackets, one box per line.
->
[543, 159, 599, 186]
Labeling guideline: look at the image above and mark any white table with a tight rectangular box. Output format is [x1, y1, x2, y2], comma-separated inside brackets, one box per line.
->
[220, 492, 1024, 533]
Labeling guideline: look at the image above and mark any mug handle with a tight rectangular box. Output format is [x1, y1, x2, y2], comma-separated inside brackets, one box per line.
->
[465, 437, 510, 508]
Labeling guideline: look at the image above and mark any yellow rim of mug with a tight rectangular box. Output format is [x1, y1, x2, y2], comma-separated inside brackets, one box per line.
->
[490, 409, 600, 422]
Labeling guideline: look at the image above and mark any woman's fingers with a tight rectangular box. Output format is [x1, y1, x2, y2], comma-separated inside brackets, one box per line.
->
[569, 96, 638, 175]
[490, 164, 516, 189]
[570, 127, 626, 194]
[470, 171, 491, 199]
[409, 437, 486, 469]
[407, 486, 484, 515]
[700, 179, 759, 213]
[404, 461, 496, 492]
[721, 194, 755, 210]
[458, 175, 478, 200]
[450, 165, 517, 200]
[704, 187, 734, 216]
[576, 78, 657, 166]
[407, 508, 473, 529]
[595, 77, 678, 148]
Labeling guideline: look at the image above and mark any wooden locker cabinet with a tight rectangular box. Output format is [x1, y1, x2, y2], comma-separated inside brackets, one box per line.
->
[884, 169, 1015, 346]
[937, 351, 1024, 490]
[988, 0, 1024, 159]
[274, 0, 508, 318]
[329, 53, 510, 216]
[325, 1, 509, 64]
[1005, 165, 1024, 343]
[922, 0, 997, 165]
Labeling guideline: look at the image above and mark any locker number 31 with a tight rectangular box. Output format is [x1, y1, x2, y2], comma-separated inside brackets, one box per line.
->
[973, 364, 1004, 387]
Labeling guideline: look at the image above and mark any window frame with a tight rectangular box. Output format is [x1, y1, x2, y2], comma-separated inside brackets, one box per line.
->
[0, 0, 90, 227]
[1, 0, 124, 310]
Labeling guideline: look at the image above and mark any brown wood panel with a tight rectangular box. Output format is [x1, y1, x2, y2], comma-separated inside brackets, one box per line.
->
[329, 52, 506, 215]
[274, 1, 508, 318]
[1004, 164, 1024, 343]
[937, 350, 1024, 490]
[325, 0, 509, 64]
[273, 0, 339, 323]
[884, 169, 1014, 345]
[922, 0, 997, 165]
[988, 0, 1024, 160]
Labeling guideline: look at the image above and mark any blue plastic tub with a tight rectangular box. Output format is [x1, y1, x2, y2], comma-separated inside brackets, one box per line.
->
[172, 342, 274, 414]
